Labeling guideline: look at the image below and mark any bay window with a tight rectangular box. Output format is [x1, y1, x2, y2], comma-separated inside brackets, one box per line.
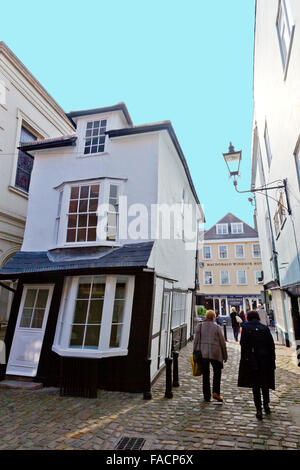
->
[53, 275, 135, 358]
[67, 184, 100, 243]
[55, 178, 122, 246]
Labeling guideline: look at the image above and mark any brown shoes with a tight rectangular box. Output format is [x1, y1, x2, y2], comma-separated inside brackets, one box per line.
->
[212, 392, 224, 402]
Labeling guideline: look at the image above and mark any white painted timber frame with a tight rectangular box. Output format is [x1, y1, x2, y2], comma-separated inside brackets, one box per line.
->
[52, 275, 135, 359]
[54, 177, 123, 249]
[6, 284, 54, 377]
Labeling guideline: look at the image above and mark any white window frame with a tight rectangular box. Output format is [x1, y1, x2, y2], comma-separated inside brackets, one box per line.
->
[83, 119, 107, 156]
[237, 270, 247, 286]
[254, 270, 263, 285]
[55, 178, 122, 249]
[294, 137, 300, 190]
[220, 270, 230, 286]
[264, 123, 272, 168]
[218, 245, 228, 259]
[252, 243, 261, 258]
[202, 246, 212, 260]
[9, 109, 47, 199]
[171, 292, 186, 328]
[235, 244, 245, 259]
[276, 0, 295, 78]
[17, 284, 54, 330]
[53, 275, 135, 359]
[203, 271, 213, 286]
[231, 222, 243, 234]
[216, 223, 228, 235]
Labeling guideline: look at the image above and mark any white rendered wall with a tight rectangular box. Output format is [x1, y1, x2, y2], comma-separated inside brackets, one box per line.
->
[22, 125, 159, 251]
[253, 0, 300, 289]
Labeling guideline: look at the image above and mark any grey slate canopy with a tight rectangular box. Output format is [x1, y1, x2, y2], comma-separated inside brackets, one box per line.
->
[0, 242, 154, 278]
[204, 213, 258, 241]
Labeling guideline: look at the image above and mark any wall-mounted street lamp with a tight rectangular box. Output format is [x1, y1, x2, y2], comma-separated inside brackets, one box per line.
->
[222, 142, 291, 215]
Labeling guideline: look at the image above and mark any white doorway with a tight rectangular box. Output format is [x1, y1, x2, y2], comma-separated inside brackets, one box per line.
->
[6, 284, 54, 377]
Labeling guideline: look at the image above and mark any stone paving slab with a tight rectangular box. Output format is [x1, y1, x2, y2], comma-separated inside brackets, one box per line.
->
[0, 339, 299, 450]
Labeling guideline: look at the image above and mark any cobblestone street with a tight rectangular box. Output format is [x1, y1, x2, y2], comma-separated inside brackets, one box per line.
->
[0, 337, 299, 450]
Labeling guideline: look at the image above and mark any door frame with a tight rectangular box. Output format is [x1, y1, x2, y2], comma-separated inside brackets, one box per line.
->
[6, 283, 54, 377]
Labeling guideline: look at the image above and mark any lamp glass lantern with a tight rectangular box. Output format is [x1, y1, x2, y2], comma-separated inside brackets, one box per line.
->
[223, 142, 242, 178]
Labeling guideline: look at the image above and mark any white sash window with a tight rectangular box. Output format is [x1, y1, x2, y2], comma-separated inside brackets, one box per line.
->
[53, 275, 135, 359]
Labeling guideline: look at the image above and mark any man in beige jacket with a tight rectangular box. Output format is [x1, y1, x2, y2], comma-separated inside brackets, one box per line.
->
[193, 310, 228, 402]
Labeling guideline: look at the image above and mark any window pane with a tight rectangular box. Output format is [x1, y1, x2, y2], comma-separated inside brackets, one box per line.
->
[90, 185, 99, 198]
[115, 283, 126, 299]
[80, 186, 89, 198]
[68, 215, 77, 228]
[67, 229, 76, 242]
[31, 308, 45, 328]
[73, 300, 89, 323]
[70, 186, 79, 199]
[78, 214, 88, 227]
[87, 228, 97, 241]
[24, 289, 37, 308]
[88, 300, 103, 324]
[112, 300, 125, 323]
[15, 168, 31, 193]
[91, 278, 105, 298]
[110, 325, 122, 348]
[70, 325, 85, 347]
[79, 200, 88, 213]
[20, 308, 33, 327]
[77, 228, 86, 242]
[69, 200, 78, 213]
[89, 199, 98, 212]
[88, 214, 98, 227]
[36, 290, 49, 308]
[77, 279, 91, 299]
[84, 325, 100, 349]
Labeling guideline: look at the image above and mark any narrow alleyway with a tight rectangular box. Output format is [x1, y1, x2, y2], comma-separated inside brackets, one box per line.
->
[0, 336, 299, 450]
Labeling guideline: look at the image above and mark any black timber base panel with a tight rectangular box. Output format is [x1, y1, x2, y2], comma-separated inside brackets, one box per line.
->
[1, 269, 154, 397]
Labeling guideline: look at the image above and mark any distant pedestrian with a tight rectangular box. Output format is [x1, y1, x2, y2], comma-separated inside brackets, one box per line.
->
[239, 310, 246, 325]
[230, 306, 242, 342]
[193, 310, 228, 403]
[238, 310, 276, 420]
[257, 304, 269, 326]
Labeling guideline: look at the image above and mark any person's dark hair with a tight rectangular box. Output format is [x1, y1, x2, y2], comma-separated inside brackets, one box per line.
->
[247, 310, 260, 321]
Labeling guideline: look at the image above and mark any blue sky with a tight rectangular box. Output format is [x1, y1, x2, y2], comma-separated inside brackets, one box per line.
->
[2, 0, 255, 229]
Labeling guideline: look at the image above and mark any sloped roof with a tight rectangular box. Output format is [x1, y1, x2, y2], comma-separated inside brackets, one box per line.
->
[0, 242, 154, 278]
[67, 102, 133, 127]
[204, 213, 258, 240]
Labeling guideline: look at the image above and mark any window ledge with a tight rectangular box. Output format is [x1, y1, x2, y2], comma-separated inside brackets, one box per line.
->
[77, 152, 110, 159]
[8, 185, 29, 199]
[51, 241, 121, 250]
[52, 344, 128, 359]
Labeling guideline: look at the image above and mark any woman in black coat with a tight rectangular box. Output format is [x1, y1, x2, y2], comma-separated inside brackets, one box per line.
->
[238, 310, 275, 420]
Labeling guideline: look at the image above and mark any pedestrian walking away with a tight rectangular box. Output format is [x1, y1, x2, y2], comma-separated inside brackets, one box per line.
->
[230, 306, 242, 341]
[193, 310, 228, 403]
[239, 310, 246, 325]
[257, 303, 269, 326]
[238, 310, 276, 420]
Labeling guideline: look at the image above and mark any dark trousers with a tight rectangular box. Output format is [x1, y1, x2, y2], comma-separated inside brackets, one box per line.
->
[233, 326, 240, 341]
[202, 359, 222, 400]
[252, 386, 270, 410]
